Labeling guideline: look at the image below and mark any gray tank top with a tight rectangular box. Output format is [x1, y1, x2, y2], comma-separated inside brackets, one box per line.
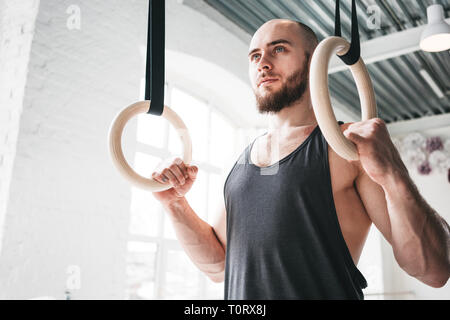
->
[223, 122, 367, 300]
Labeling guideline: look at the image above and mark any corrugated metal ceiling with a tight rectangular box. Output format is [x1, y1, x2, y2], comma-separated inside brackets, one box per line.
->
[201, 0, 450, 124]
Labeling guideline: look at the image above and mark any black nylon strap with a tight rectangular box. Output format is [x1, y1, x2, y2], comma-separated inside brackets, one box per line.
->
[145, 0, 164, 116]
[334, 0, 360, 66]
[334, 0, 341, 37]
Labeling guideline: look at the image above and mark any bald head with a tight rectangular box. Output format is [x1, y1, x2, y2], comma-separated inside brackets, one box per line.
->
[293, 21, 319, 56]
[251, 19, 318, 57]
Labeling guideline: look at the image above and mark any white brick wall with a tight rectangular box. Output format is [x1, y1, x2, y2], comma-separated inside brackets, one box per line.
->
[0, 0, 40, 258]
[0, 0, 146, 299]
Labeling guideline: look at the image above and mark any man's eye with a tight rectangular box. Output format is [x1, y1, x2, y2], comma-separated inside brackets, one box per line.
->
[252, 54, 260, 61]
[275, 46, 285, 53]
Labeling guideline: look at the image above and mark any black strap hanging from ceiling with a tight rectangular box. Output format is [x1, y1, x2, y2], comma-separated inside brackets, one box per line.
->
[145, 0, 165, 116]
[334, 0, 360, 66]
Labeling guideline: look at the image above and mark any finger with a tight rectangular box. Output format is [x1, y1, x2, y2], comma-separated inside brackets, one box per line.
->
[343, 121, 366, 132]
[188, 165, 198, 180]
[175, 158, 189, 180]
[162, 168, 181, 186]
[169, 162, 186, 185]
[343, 130, 365, 144]
[151, 171, 169, 184]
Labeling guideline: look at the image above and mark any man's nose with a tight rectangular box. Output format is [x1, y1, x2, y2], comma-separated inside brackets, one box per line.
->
[257, 54, 273, 72]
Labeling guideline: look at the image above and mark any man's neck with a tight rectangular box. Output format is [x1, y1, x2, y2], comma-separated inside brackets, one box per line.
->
[266, 95, 317, 138]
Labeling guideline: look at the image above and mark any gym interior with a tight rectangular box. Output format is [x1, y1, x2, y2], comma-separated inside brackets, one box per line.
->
[0, 0, 449, 300]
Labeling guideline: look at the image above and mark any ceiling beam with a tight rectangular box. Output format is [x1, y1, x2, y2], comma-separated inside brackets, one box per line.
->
[387, 112, 450, 136]
[329, 18, 450, 74]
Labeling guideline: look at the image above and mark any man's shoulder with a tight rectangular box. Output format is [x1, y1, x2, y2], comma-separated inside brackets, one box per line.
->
[327, 128, 362, 190]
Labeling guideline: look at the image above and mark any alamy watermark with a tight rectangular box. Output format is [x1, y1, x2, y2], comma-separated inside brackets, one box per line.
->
[366, 5, 381, 31]
[66, 4, 81, 30]
[66, 264, 81, 290]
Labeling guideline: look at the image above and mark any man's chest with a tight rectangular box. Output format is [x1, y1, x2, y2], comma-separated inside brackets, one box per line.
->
[250, 135, 371, 264]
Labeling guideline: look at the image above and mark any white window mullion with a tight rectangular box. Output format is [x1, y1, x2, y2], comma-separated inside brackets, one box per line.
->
[154, 81, 172, 300]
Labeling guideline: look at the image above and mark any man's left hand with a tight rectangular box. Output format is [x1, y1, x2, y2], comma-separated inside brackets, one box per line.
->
[342, 118, 407, 186]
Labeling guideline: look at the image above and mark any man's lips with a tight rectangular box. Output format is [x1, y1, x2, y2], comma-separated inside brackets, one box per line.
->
[258, 79, 278, 87]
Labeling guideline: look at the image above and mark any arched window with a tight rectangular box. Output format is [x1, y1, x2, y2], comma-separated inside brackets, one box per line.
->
[126, 82, 238, 299]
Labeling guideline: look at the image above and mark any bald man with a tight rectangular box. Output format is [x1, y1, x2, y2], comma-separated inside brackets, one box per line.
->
[152, 19, 450, 299]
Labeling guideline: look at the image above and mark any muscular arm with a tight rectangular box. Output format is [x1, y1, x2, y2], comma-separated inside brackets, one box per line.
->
[344, 119, 450, 288]
[381, 170, 450, 287]
[355, 163, 450, 288]
[164, 197, 226, 282]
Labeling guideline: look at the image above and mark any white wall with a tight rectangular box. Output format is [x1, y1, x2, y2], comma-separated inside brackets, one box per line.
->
[0, 0, 149, 299]
[0, 0, 40, 259]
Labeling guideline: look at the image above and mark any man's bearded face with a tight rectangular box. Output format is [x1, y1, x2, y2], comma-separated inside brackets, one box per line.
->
[254, 55, 310, 114]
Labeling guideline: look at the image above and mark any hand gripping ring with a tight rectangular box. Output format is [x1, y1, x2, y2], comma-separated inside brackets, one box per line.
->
[108, 101, 192, 192]
[309, 36, 377, 161]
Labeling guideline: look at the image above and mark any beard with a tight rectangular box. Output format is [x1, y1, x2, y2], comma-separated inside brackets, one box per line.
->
[254, 58, 310, 114]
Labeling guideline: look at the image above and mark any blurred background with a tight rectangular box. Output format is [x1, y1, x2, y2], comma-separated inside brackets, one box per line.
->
[0, 0, 449, 299]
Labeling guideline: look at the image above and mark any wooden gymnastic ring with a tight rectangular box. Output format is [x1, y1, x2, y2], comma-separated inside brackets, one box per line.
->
[309, 36, 377, 161]
[108, 101, 192, 192]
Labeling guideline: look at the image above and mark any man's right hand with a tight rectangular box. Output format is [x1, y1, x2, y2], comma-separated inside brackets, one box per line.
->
[151, 157, 198, 206]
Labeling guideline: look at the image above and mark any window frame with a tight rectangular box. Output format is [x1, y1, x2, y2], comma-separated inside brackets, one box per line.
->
[127, 81, 238, 299]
